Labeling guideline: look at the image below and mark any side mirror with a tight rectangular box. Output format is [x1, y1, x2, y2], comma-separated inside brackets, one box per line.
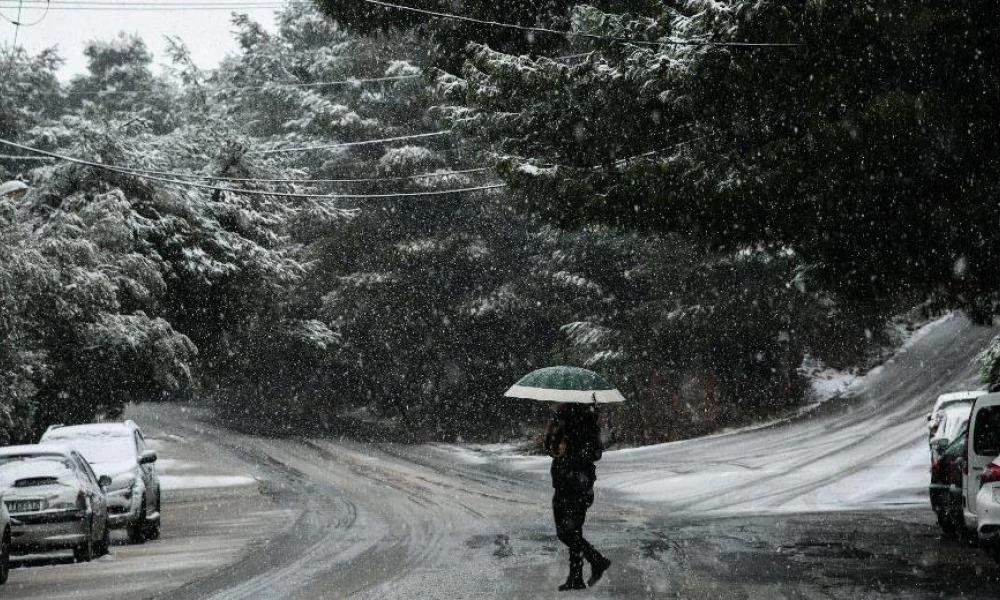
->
[98, 475, 112, 488]
[138, 450, 157, 465]
[926, 413, 932, 422]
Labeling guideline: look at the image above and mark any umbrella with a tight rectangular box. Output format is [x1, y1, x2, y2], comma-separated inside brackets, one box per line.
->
[504, 366, 626, 404]
[0, 180, 29, 201]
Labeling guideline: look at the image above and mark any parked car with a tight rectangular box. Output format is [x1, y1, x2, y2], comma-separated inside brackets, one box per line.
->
[930, 422, 967, 536]
[928, 390, 986, 441]
[0, 497, 9, 584]
[960, 392, 1000, 554]
[0, 445, 110, 561]
[41, 421, 160, 544]
[930, 402, 973, 458]
[976, 458, 1000, 562]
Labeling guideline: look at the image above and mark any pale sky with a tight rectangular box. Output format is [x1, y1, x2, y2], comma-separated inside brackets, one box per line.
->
[0, 2, 282, 78]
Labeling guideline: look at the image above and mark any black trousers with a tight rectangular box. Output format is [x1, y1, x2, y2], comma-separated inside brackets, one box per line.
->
[553, 489, 600, 565]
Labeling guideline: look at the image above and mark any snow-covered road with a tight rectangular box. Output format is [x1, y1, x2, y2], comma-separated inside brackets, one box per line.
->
[8, 313, 1000, 599]
[489, 312, 990, 515]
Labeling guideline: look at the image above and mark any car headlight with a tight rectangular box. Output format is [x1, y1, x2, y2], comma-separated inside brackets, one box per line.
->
[108, 477, 138, 500]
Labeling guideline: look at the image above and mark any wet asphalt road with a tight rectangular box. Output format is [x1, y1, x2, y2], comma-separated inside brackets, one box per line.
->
[12, 404, 1000, 600]
[7, 314, 1000, 598]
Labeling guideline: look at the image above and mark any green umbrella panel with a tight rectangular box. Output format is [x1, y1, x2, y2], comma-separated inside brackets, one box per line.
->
[504, 366, 626, 404]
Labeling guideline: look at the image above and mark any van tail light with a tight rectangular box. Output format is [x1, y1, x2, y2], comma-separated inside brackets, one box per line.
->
[981, 463, 1000, 485]
[931, 459, 941, 475]
[76, 490, 87, 511]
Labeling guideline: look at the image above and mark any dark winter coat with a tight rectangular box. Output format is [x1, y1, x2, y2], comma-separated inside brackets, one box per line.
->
[544, 406, 603, 493]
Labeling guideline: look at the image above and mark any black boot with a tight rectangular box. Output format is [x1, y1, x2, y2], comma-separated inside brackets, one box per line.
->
[587, 554, 612, 587]
[558, 554, 586, 591]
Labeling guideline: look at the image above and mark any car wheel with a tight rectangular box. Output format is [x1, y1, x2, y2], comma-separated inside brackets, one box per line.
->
[73, 521, 95, 563]
[937, 510, 959, 537]
[987, 542, 1000, 565]
[127, 500, 147, 545]
[0, 527, 10, 584]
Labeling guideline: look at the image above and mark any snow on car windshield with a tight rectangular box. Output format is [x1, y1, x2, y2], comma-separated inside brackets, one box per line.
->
[44, 435, 135, 465]
[936, 404, 974, 442]
[0, 455, 74, 484]
[0, 455, 71, 468]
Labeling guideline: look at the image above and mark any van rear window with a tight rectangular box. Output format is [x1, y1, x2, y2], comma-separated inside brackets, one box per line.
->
[974, 406, 1000, 457]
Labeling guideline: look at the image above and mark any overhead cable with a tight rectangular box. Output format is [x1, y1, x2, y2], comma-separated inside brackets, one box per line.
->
[51, 159, 489, 184]
[9, 0, 276, 4]
[0, 154, 55, 160]
[0, 0, 47, 28]
[71, 74, 420, 96]
[250, 130, 452, 155]
[0, 138, 505, 200]
[0, 1, 283, 10]
[357, 0, 802, 48]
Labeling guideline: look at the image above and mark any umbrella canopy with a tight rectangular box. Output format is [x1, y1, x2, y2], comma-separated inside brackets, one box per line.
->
[504, 366, 626, 404]
[0, 180, 28, 201]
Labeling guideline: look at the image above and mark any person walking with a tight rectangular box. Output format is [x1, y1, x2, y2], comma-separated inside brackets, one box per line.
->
[544, 403, 612, 591]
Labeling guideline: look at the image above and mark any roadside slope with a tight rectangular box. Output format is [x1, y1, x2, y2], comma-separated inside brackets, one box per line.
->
[514, 313, 995, 514]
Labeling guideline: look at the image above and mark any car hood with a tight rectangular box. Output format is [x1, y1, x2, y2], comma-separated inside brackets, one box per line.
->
[91, 461, 137, 479]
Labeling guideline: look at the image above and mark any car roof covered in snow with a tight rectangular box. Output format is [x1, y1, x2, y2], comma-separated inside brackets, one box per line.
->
[0, 443, 75, 457]
[42, 422, 135, 439]
[933, 390, 987, 411]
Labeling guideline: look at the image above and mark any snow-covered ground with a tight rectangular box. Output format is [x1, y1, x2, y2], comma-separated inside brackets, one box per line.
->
[464, 312, 988, 516]
[151, 443, 258, 491]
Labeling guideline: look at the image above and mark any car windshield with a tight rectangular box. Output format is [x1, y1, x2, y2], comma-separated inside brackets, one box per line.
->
[44, 435, 136, 465]
[936, 405, 973, 441]
[0, 456, 77, 491]
[0, 454, 71, 468]
[943, 432, 967, 458]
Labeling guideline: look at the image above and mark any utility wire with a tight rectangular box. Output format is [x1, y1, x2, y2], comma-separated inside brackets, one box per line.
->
[30, 157, 489, 184]
[70, 74, 419, 97]
[0, 138, 506, 200]
[0, 154, 55, 160]
[357, 0, 802, 48]
[0, 2, 283, 10]
[0, 0, 48, 50]
[8, 0, 277, 4]
[167, 167, 488, 184]
[250, 130, 452, 155]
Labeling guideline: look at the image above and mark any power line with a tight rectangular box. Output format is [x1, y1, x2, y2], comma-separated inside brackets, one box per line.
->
[2, 0, 49, 48]
[0, 145, 489, 181]
[0, 138, 506, 200]
[70, 74, 420, 97]
[36, 157, 489, 184]
[250, 130, 453, 155]
[0, 1, 284, 10]
[196, 166, 490, 184]
[0, 154, 54, 160]
[9, 0, 276, 4]
[357, 0, 802, 48]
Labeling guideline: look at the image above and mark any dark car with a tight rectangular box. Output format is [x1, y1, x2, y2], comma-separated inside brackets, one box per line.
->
[930, 423, 968, 536]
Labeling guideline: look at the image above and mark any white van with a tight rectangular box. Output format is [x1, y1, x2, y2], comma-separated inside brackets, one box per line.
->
[963, 392, 1000, 532]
